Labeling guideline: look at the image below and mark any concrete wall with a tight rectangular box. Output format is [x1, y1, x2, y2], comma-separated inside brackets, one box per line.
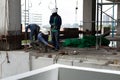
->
[1, 51, 120, 79]
[0, 52, 54, 79]
[0, 0, 21, 35]
[83, 0, 92, 31]
[21, 69, 58, 80]
[117, 4, 120, 50]
[0, 0, 8, 35]
[59, 67, 120, 80]
[8, 0, 21, 35]
[0, 51, 29, 79]
[2, 64, 120, 80]
[83, 0, 96, 33]
[31, 57, 53, 70]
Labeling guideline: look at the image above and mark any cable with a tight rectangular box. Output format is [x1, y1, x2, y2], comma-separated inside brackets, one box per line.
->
[75, 0, 78, 23]
[55, 0, 57, 9]
[5, 0, 10, 63]
[48, 0, 54, 10]
[48, 0, 58, 10]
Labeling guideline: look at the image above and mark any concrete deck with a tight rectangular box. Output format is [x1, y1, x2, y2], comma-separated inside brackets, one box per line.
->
[0, 47, 120, 79]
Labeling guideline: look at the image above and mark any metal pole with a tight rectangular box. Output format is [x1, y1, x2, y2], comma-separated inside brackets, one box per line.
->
[28, 0, 29, 24]
[24, 0, 28, 50]
[100, 0, 103, 31]
[112, 1, 115, 47]
[96, 0, 99, 50]
[99, 0, 103, 47]
[25, 0, 26, 26]
[55, 0, 57, 8]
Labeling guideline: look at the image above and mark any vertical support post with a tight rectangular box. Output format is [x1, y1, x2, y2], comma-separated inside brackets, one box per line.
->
[112, 1, 115, 47]
[0, 0, 21, 50]
[99, 0, 103, 46]
[25, 0, 27, 26]
[83, 0, 96, 33]
[96, 0, 99, 50]
[92, 0, 96, 35]
[55, 0, 57, 8]
[117, 4, 120, 51]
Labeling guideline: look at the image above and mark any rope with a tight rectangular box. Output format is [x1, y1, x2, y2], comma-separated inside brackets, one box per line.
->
[75, 0, 78, 23]
[48, 0, 54, 10]
[48, 0, 58, 10]
[5, 0, 10, 63]
[55, 0, 57, 9]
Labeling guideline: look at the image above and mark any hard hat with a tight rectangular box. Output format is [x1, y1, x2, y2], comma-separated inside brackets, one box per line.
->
[40, 28, 48, 35]
[52, 8, 57, 13]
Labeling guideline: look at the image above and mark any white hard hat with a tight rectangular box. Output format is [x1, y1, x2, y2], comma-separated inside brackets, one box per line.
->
[52, 8, 57, 13]
[41, 28, 48, 35]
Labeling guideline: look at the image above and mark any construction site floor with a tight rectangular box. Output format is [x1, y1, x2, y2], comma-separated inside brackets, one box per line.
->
[28, 47, 120, 70]
[1, 47, 120, 78]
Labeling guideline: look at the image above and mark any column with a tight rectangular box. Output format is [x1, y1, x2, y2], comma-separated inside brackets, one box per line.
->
[117, 4, 120, 50]
[83, 0, 96, 35]
[0, 0, 21, 50]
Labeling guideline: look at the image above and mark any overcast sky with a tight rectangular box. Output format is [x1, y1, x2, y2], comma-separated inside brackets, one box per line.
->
[21, 0, 117, 26]
[22, 0, 83, 26]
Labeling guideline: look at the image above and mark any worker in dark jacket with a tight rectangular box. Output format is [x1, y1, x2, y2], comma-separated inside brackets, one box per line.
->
[25, 24, 40, 42]
[49, 8, 62, 51]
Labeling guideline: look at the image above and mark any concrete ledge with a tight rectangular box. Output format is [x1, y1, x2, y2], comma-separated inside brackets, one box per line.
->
[2, 64, 120, 80]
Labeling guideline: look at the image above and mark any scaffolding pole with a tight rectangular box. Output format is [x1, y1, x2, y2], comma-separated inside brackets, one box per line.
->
[96, 0, 99, 50]
[98, 2, 120, 5]
[97, 0, 118, 48]
[112, 1, 115, 47]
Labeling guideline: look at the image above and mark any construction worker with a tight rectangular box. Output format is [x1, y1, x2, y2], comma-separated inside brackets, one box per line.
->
[25, 24, 40, 42]
[37, 28, 54, 48]
[30, 28, 54, 52]
[49, 8, 62, 51]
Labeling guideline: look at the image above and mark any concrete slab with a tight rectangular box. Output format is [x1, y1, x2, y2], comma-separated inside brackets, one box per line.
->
[0, 47, 120, 79]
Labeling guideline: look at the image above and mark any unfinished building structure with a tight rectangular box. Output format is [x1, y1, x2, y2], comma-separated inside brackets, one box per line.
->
[0, 0, 120, 79]
[0, 0, 120, 50]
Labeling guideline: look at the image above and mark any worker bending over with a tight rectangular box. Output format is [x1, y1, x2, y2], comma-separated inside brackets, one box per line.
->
[25, 24, 40, 42]
[37, 28, 54, 48]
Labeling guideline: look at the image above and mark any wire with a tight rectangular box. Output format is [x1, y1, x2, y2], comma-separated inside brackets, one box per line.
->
[75, 0, 78, 23]
[55, 0, 57, 8]
[48, 0, 58, 10]
[5, 0, 10, 63]
[75, 0, 78, 14]
[48, 0, 54, 10]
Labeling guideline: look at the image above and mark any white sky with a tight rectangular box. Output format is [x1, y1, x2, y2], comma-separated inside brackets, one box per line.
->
[22, 0, 83, 26]
[21, 0, 117, 26]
